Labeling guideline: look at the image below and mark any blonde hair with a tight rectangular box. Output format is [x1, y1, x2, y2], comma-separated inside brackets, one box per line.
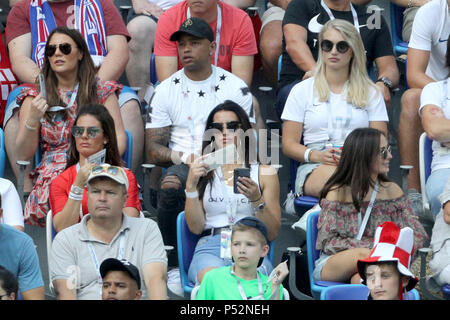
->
[231, 224, 267, 246]
[314, 19, 379, 108]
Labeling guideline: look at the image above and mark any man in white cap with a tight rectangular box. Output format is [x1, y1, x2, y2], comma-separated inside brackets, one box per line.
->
[357, 221, 418, 300]
[50, 164, 168, 300]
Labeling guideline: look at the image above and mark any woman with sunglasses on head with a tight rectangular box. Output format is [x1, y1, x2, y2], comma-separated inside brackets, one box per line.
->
[49, 104, 140, 232]
[281, 19, 388, 201]
[184, 101, 281, 285]
[7, 26, 126, 227]
[315, 127, 427, 284]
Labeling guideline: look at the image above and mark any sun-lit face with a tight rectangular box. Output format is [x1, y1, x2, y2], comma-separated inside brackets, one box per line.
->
[73, 114, 107, 160]
[210, 110, 241, 149]
[372, 134, 392, 176]
[366, 264, 408, 300]
[102, 271, 142, 300]
[231, 230, 269, 272]
[321, 28, 353, 72]
[47, 32, 83, 76]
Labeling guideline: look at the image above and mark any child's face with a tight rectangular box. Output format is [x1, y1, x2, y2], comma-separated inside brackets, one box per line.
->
[231, 230, 269, 270]
[366, 264, 408, 300]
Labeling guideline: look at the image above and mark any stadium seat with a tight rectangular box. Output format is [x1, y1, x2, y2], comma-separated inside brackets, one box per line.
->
[390, 3, 408, 56]
[419, 132, 433, 216]
[289, 158, 319, 216]
[176, 211, 275, 298]
[306, 209, 347, 299]
[45, 210, 57, 294]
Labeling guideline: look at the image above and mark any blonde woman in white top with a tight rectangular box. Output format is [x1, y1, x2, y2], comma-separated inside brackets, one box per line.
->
[281, 19, 388, 198]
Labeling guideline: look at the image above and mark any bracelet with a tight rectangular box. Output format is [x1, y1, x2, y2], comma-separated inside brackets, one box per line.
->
[304, 148, 312, 163]
[70, 185, 84, 195]
[25, 120, 38, 131]
[185, 189, 199, 198]
[69, 191, 83, 201]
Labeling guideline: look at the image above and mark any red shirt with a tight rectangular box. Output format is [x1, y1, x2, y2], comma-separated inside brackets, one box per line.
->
[49, 165, 141, 218]
[5, 0, 130, 45]
[0, 34, 18, 126]
[154, 1, 257, 72]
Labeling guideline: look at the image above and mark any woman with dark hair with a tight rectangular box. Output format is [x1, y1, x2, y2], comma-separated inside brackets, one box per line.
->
[0, 265, 18, 300]
[419, 34, 450, 218]
[315, 127, 427, 284]
[184, 100, 281, 284]
[49, 104, 140, 232]
[4, 26, 126, 227]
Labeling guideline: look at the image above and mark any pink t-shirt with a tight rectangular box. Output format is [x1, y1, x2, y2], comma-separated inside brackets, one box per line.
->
[154, 1, 257, 72]
[5, 0, 130, 45]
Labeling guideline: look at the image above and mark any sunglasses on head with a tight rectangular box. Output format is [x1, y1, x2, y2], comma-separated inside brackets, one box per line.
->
[71, 126, 103, 138]
[380, 145, 392, 160]
[45, 43, 76, 57]
[209, 121, 241, 132]
[91, 164, 121, 176]
[320, 40, 350, 54]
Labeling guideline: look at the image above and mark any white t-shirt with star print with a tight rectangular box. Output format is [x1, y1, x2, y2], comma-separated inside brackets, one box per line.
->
[146, 65, 254, 155]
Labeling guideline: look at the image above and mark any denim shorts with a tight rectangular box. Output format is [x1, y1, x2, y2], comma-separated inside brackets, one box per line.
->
[3, 85, 139, 128]
[312, 253, 331, 283]
[188, 233, 274, 284]
[426, 168, 450, 218]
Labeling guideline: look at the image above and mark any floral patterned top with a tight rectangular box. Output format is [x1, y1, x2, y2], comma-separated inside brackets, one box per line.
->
[316, 195, 428, 256]
[17, 79, 122, 227]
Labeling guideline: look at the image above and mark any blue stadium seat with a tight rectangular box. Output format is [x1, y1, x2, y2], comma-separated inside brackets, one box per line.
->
[390, 3, 408, 56]
[290, 159, 319, 215]
[176, 211, 275, 298]
[0, 128, 6, 177]
[150, 53, 158, 86]
[306, 209, 347, 299]
[419, 132, 432, 215]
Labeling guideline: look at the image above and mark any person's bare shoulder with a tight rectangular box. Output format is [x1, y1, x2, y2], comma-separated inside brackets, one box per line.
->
[379, 181, 404, 199]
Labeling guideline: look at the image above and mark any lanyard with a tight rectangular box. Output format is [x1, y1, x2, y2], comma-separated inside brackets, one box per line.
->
[75, 163, 85, 220]
[216, 166, 238, 225]
[320, 0, 360, 33]
[231, 265, 264, 300]
[187, 4, 222, 66]
[87, 231, 126, 294]
[356, 180, 378, 240]
[47, 83, 80, 112]
[325, 91, 353, 143]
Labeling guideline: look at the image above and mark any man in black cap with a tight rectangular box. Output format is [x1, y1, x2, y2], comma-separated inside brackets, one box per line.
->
[145, 17, 255, 281]
[100, 258, 142, 300]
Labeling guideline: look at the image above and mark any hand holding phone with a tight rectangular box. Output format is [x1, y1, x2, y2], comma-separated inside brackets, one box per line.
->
[233, 168, 250, 194]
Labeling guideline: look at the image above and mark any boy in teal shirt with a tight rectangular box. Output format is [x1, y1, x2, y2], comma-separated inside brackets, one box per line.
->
[196, 216, 288, 300]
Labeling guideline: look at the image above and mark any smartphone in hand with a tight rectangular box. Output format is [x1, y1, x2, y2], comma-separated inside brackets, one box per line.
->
[39, 73, 46, 100]
[233, 168, 250, 194]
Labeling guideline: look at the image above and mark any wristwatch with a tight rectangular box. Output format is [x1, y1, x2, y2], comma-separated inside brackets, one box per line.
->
[376, 77, 393, 89]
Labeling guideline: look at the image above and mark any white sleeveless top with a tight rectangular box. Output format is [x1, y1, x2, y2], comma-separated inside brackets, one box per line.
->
[202, 164, 260, 229]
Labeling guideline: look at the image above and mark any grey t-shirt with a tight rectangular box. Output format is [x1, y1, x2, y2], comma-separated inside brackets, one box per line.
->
[50, 213, 167, 300]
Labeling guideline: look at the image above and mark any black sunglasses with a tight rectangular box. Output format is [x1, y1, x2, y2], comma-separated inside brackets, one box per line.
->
[380, 145, 392, 160]
[320, 40, 350, 54]
[45, 43, 76, 57]
[71, 126, 103, 138]
[209, 121, 241, 132]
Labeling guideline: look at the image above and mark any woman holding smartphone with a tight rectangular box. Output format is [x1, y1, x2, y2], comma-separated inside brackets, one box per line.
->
[5, 27, 126, 227]
[281, 19, 388, 200]
[184, 100, 281, 285]
[49, 104, 140, 233]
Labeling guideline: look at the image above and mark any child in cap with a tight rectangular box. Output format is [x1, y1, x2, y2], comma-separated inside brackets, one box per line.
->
[195, 216, 288, 300]
[357, 221, 418, 300]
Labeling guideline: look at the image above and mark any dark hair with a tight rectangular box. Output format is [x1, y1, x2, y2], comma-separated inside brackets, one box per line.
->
[320, 127, 390, 211]
[198, 100, 256, 198]
[0, 265, 18, 298]
[66, 104, 123, 168]
[40, 26, 98, 123]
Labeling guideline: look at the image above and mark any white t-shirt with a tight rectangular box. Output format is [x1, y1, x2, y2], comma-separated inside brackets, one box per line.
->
[202, 164, 259, 229]
[419, 79, 450, 172]
[281, 77, 388, 146]
[408, 0, 450, 81]
[150, 0, 182, 11]
[0, 178, 24, 228]
[146, 66, 254, 155]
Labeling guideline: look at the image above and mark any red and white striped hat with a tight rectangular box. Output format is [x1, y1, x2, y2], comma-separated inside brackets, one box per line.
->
[357, 221, 417, 291]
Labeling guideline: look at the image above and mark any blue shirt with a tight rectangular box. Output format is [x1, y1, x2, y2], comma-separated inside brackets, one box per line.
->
[0, 224, 44, 293]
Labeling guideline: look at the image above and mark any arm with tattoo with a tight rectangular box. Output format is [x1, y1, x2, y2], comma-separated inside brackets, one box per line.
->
[145, 126, 182, 167]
